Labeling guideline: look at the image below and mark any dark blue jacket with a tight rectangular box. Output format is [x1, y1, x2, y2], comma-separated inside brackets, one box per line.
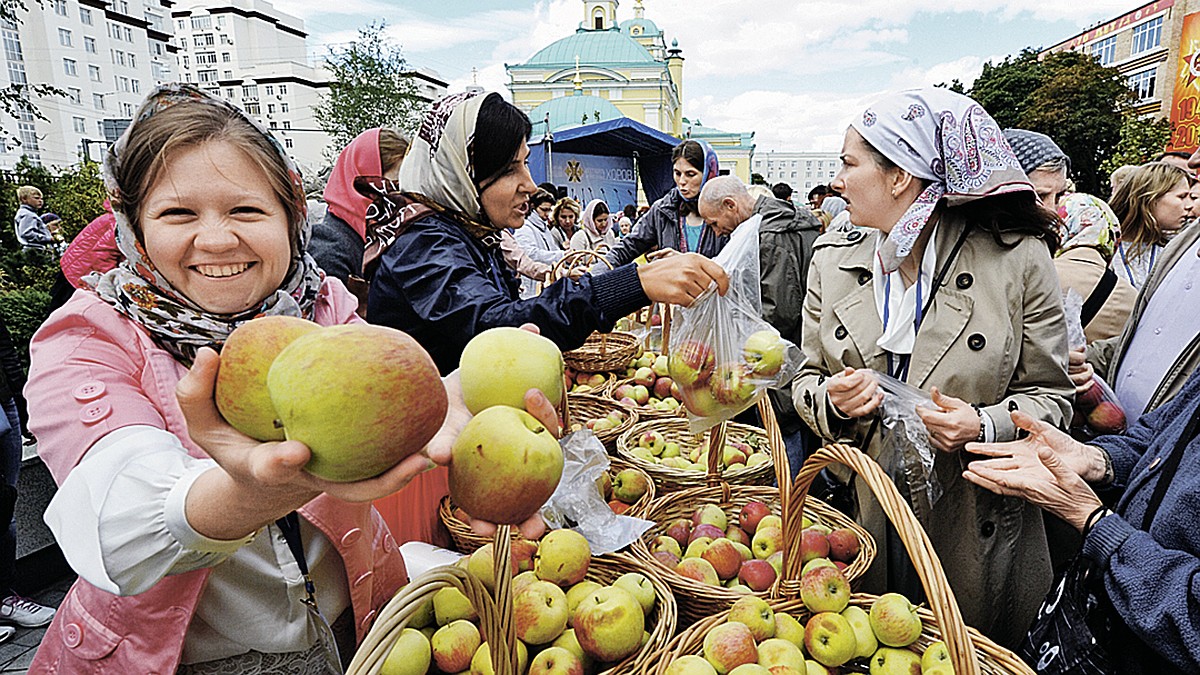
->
[605, 188, 728, 267]
[367, 212, 649, 375]
[1085, 367, 1200, 673]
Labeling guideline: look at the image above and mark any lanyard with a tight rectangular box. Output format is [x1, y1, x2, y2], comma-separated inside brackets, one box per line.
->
[882, 272, 924, 381]
[1117, 242, 1155, 286]
[276, 511, 318, 610]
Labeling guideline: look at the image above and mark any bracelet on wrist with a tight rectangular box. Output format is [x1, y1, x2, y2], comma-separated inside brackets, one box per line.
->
[970, 403, 985, 443]
[1083, 504, 1111, 536]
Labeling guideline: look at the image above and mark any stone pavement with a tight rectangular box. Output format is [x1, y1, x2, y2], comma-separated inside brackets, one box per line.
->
[0, 574, 74, 673]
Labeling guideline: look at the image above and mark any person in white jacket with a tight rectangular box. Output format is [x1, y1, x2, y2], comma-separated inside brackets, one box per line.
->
[513, 188, 563, 297]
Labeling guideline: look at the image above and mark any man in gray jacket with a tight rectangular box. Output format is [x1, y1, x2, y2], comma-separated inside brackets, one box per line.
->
[699, 175, 821, 474]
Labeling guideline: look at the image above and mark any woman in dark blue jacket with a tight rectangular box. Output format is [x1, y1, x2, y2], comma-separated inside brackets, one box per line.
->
[965, 367, 1200, 673]
[605, 139, 728, 268]
[367, 92, 726, 374]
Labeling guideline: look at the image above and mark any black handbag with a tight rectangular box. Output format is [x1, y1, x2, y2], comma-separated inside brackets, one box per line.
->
[1020, 400, 1200, 674]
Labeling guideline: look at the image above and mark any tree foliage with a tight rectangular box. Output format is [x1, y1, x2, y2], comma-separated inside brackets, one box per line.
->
[969, 49, 1132, 194]
[1100, 114, 1172, 178]
[313, 22, 428, 156]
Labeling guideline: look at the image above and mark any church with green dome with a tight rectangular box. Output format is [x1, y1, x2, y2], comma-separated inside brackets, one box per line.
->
[506, 0, 754, 182]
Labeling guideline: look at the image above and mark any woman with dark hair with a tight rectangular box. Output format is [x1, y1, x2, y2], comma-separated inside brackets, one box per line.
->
[570, 199, 616, 251]
[605, 139, 726, 266]
[366, 92, 726, 375]
[310, 127, 408, 294]
[792, 88, 1073, 648]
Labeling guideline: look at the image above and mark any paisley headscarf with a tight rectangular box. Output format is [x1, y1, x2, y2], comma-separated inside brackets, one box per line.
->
[92, 84, 323, 365]
[323, 127, 383, 241]
[852, 88, 1033, 273]
[679, 139, 720, 208]
[1057, 193, 1120, 262]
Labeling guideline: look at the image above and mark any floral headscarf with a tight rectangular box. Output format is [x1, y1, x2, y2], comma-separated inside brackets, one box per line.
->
[679, 139, 720, 208]
[1057, 193, 1120, 261]
[852, 88, 1033, 273]
[92, 84, 324, 365]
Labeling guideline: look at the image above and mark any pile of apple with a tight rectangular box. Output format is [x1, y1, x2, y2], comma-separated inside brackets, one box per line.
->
[646, 502, 861, 593]
[668, 330, 787, 418]
[596, 467, 651, 515]
[380, 530, 662, 675]
[627, 429, 770, 474]
[612, 350, 685, 414]
[662, 586, 953, 675]
[567, 407, 631, 436]
[567, 368, 615, 395]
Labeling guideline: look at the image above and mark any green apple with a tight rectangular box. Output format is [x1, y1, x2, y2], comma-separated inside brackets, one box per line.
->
[513, 570, 540, 595]
[450, 405, 564, 525]
[535, 529, 591, 586]
[757, 515, 782, 533]
[757, 638, 805, 673]
[380, 627, 430, 675]
[869, 593, 923, 647]
[731, 541, 754, 562]
[268, 324, 448, 481]
[529, 646, 585, 675]
[799, 566, 850, 614]
[803, 612, 857, 667]
[215, 316, 320, 441]
[662, 441, 682, 458]
[666, 655, 719, 675]
[742, 330, 786, 377]
[841, 605, 877, 659]
[801, 558, 836, 577]
[752, 527, 784, 560]
[431, 620, 481, 674]
[869, 646, 922, 675]
[693, 504, 729, 530]
[728, 665, 772, 675]
[433, 587, 477, 625]
[408, 597, 435, 629]
[565, 580, 603, 625]
[676, 558, 721, 586]
[921, 640, 952, 672]
[653, 535, 684, 559]
[513, 580, 569, 645]
[612, 468, 650, 503]
[459, 326, 564, 414]
[703, 622, 758, 675]
[805, 661, 832, 675]
[613, 572, 657, 616]
[728, 595, 776, 641]
[710, 363, 756, 406]
[774, 612, 805, 649]
[551, 629, 595, 671]
[573, 586, 645, 662]
[469, 639, 528, 675]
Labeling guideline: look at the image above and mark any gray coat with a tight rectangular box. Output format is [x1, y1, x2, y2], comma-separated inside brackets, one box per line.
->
[605, 188, 727, 267]
[1088, 223, 1200, 415]
[792, 214, 1073, 648]
[14, 204, 52, 250]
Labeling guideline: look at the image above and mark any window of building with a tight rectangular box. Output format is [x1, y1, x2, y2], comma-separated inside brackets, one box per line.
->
[267, 103, 275, 113]
[265, 85, 274, 95]
[1090, 36, 1117, 66]
[58, 28, 72, 47]
[129, 53, 135, 68]
[244, 102, 260, 115]
[1129, 67, 1158, 101]
[191, 15, 211, 30]
[84, 36, 95, 53]
[198, 69, 216, 83]
[1132, 16, 1163, 54]
[90, 64, 102, 82]
[114, 0, 128, 15]
[223, 70, 232, 79]
[67, 87, 81, 104]
[177, 19, 185, 30]
[121, 102, 133, 116]
[280, 102, 289, 113]
[115, 50, 127, 66]
[268, 121, 277, 129]
[63, 58, 77, 76]
[196, 51, 216, 65]
[131, 78, 139, 93]
[123, 26, 132, 41]
[53, 0, 67, 16]
[93, 93, 105, 110]
[72, 116, 85, 133]
[216, 15, 225, 28]
[284, 138, 293, 149]
[278, 84, 287, 95]
[242, 84, 258, 99]
[282, 120, 290, 130]
[220, 34, 232, 45]
[222, 52, 230, 62]
[225, 87, 234, 98]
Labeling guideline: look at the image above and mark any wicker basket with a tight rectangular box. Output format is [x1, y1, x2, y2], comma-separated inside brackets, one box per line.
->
[628, 405, 874, 624]
[647, 443, 1035, 675]
[349, 530, 679, 675]
[440, 459, 657, 553]
[565, 392, 639, 447]
[614, 399, 777, 492]
[564, 331, 641, 374]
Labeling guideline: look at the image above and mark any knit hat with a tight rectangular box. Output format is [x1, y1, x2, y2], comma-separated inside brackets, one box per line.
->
[40, 212, 61, 224]
[1002, 129, 1070, 175]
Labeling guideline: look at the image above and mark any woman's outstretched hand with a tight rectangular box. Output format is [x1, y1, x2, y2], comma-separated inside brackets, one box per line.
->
[638, 252, 729, 306]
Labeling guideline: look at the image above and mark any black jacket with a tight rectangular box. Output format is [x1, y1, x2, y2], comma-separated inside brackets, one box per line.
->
[310, 211, 363, 285]
[368, 212, 649, 375]
[0, 314, 27, 432]
[606, 188, 728, 267]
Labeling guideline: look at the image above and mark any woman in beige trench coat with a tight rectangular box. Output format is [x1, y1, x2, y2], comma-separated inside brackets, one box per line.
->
[791, 89, 1074, 649]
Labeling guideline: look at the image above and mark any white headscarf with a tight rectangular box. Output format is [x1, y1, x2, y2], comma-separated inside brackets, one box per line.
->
[851, 88, 1033, 273]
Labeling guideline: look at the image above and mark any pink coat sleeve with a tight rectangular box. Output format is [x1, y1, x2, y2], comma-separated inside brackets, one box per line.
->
[60, 213, 120, 289]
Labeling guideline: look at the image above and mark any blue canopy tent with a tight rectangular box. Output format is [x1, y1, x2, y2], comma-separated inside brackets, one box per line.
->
[528, 117, 680, 206]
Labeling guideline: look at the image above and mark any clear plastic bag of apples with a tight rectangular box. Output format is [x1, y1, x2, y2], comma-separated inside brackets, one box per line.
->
[1062, 290, 1127, 437]
[668, 214, 804, 432]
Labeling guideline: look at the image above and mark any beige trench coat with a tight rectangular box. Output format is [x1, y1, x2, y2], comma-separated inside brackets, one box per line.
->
[792, 213, 1074, 648]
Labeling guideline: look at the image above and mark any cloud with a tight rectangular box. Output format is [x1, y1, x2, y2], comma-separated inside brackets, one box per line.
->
[689, 89, 878, 153]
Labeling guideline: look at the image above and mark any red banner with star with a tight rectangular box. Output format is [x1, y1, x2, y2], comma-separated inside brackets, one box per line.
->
[1170, 12, 1200, 152]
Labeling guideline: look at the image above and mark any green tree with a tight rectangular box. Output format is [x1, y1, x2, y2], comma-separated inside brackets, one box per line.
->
[1099, 114, 1172, 179]
[313, 22, 427, 155]
[750, 172, 767, 186]
[969, 49, 1132, 195]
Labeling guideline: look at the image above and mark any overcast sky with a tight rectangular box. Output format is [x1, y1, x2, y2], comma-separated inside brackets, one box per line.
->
[281, 0, 1139, 152]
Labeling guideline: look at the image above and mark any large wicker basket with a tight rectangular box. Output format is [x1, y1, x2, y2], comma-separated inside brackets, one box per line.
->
[564, 331, 641, 374]
[629, 406, 874, 624]
[645, 444, 1036, 675]
[565, 391, 639, 447]
[348, 530, 679, 675]
[614, 398, 778, 492]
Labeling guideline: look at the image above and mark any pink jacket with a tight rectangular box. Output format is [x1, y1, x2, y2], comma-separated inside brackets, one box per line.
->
[25, 279, 408, 674]
[59, 207, 121, 289]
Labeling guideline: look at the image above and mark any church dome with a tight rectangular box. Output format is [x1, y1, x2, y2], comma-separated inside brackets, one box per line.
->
[620, 17, 660, 37]
[524, 29, 658, 67]
[528, 94, 622, 132]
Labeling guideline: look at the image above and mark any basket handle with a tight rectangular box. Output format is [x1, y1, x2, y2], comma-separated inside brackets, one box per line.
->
[488, 525, 519, 675]
[790, 444, 980, 675]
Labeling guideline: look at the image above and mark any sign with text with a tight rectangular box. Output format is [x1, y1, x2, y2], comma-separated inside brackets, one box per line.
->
[1046, 0, 1174, 54]
[553, 152, 637, 212]
[1170, 12, 1200, 152]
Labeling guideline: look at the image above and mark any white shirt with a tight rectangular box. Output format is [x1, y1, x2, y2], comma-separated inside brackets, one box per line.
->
[44, 425, 350, 665]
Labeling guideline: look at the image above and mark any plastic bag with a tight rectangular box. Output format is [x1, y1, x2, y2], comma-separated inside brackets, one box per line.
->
[1062, 290, 1127, 437]
[540, 429, 653, 555]
[874, 371, 944, 526]
[667, 215, 804, 433]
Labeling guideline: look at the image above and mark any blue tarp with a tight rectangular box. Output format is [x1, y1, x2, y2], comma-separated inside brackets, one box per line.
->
[529, 117, 679, 204]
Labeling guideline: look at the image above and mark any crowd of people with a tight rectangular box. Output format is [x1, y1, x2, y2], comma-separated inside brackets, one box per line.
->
[4, 80, 1200, 674]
